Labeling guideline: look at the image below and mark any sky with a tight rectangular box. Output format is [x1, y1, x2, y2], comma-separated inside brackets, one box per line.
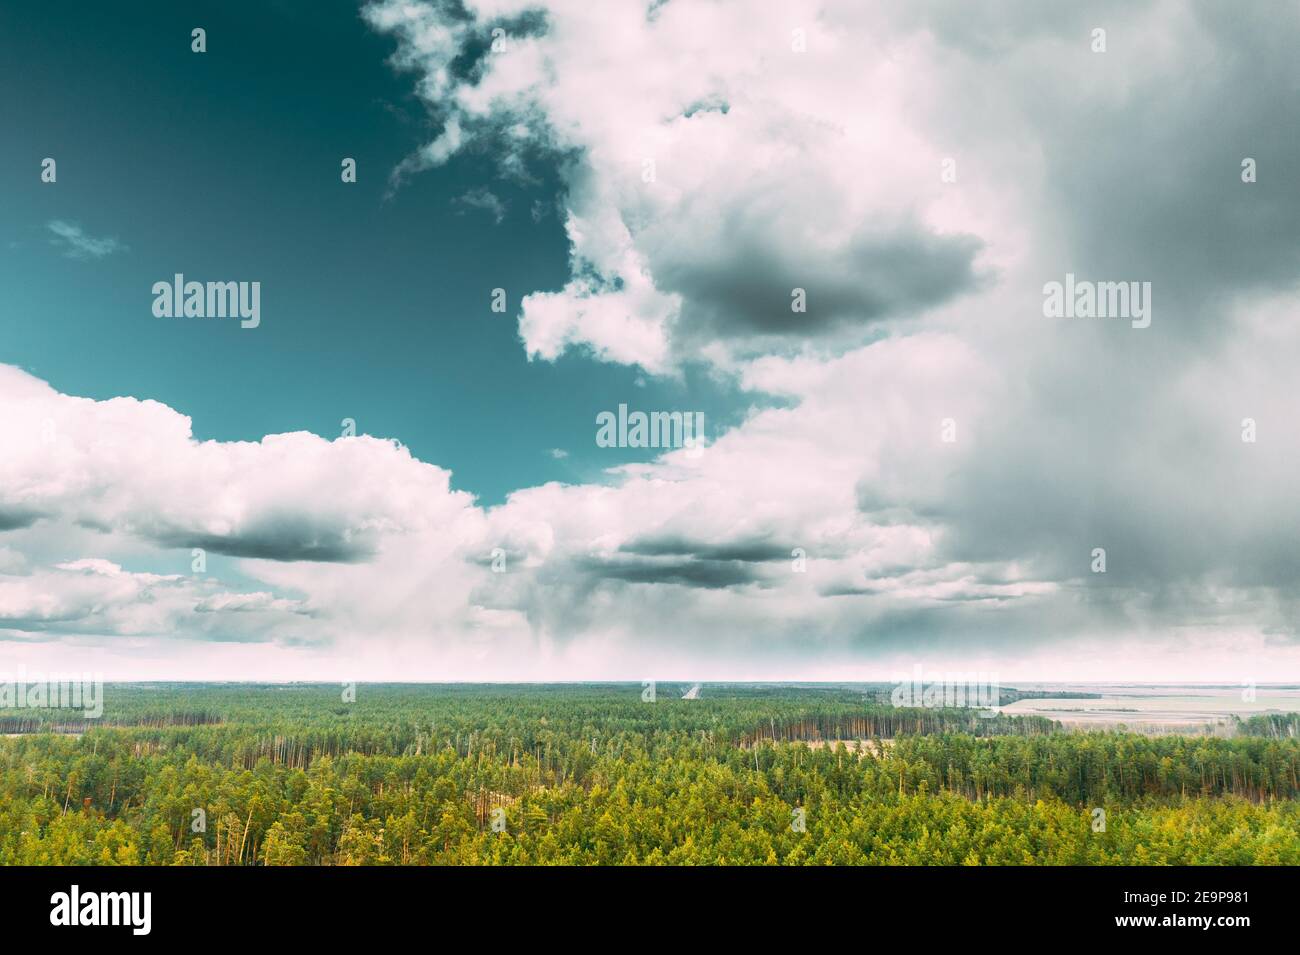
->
[1, 0, 1298, 682]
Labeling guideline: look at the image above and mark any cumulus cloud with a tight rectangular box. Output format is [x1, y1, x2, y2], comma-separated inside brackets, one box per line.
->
[1, 293, 1296, 677]
[0, 364, 490, 654]
[0, 557, 309, 642]
[363, 0, 990, 371]
[4, 1, 1300, 679]
[0, 365, 476, 563]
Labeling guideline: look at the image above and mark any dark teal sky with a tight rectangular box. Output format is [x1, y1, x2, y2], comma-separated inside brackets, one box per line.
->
[0, 0, 747, 505]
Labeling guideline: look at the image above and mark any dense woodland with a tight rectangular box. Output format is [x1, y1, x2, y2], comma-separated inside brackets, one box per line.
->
[0, 684, 1296, 865]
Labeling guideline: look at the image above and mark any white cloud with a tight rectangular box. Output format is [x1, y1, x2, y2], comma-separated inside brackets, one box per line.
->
[5, 1, 1300, 680]
[363, 0, 994, 372]
[0, 556, 308, 642]
[46, 220, 127, 260]
[2, 330, 1298, 679]
[455, 186, 508, 223]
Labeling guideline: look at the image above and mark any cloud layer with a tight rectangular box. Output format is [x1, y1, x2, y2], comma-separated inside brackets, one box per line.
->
[4, 1, 1300, 679]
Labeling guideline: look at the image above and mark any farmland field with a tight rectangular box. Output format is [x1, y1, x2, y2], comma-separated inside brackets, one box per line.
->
[995, 684, 1300, 732]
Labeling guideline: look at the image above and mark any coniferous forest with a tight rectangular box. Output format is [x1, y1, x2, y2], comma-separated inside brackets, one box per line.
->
[1, 684, 1296, 865]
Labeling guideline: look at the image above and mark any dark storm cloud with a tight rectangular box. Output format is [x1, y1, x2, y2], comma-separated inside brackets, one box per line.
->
[890, 0, 1138, 58]
[903, 0, 1300, 328]
[0, 615, 80, 632]
[0, 508, 43, 531]
[939, 443, 1300, 595]
[621, 534, 790, 563]
[866, 355, 1300, 640]
[661, 223, 985, 343]
[1035, 16, 1300, 326]
[147, 516, 376, 563]
[818, 0, 1300, 647]
[577, 554, 762, 589]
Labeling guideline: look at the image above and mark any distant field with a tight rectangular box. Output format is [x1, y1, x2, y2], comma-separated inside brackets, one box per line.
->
[997, 684, 1300, 733]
